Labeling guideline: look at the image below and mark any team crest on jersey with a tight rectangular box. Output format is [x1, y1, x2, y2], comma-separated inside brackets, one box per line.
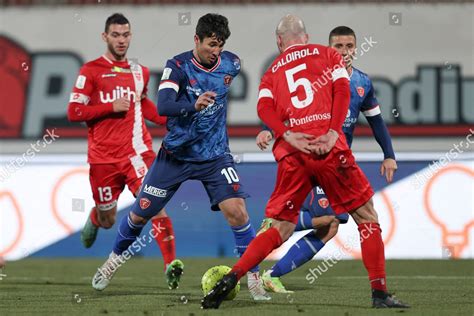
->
[224, 75, 233, 86]
[357, 87, 365, 97]
[318, 198, 329, 209]
[140, 198, 151, 209]
[232, 184, 240, 192]
[137, 166, 146, 177]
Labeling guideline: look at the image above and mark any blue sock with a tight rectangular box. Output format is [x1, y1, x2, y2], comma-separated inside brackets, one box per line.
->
[270, 231, 325, 277]
[113, 213, 145, 255]
[295, 211, 313, 231]
[231, 220, 259, 273]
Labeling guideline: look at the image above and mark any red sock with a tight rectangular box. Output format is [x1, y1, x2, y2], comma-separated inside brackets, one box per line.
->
[231, 227, 283, 280]
[89, 207, 101, 227]
[151, 217, 176, 269]
[358, 223, 387, 292]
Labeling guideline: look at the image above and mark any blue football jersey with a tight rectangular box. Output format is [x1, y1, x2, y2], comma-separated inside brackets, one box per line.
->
[342, 67, 381, 147]
[159, 50, 241, 162]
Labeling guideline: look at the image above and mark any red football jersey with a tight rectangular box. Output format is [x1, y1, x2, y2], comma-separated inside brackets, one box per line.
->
[69, 55, 154, 164]
[257, 43, 350, 160]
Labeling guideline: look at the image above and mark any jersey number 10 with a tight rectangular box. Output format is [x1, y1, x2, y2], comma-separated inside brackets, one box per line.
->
[285, 63, 314, 109]
[221, 167, 240, 184]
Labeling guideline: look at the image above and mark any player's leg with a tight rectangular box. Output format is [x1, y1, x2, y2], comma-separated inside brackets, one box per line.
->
[198, 154, 269, 300]
[264, 189, 349, 293]
[314, 146, 409, 308]
[294, 186, 331, 231]
[263, 216, 341, 293]
[218, 198, 270, 301]
[125, 150, 180, 282]
[83, 163, 124, 248]
[202, 152, 313, 309]
[349, 200, 408, 308]
[92, 149, 188, 290]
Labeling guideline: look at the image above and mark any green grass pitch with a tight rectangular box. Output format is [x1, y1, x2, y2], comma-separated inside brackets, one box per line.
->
[1, 259, 473, 315]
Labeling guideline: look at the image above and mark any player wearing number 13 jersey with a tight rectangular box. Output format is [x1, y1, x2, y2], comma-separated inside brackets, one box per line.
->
[202, 15, 409, 309]
[68, 14, 182, 289]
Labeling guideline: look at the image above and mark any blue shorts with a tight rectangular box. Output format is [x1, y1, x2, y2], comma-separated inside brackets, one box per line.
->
[300, 186, 349, 224]
[132, 148, 249, 219]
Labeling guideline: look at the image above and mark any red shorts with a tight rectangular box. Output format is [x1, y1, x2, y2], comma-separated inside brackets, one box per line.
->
[89, 150, 156, 211]
[265, 139, 374, 224]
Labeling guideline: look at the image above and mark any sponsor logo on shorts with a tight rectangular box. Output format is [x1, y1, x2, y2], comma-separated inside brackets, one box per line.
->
[316, 187, 325, 195]
[143, 184, 167, 198]
[140, 198, 151, 209]
[318, 198, 329, 209]
[97, 201, 117, 211]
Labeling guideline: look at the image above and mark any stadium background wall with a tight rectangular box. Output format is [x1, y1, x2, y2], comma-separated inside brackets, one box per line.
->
[0, 3, 473, 138]
[1, 154, 473, 260]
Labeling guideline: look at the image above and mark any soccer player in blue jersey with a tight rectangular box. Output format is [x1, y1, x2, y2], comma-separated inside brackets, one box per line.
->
[256, 26, 400, 302]
[91, 13, 270, 300]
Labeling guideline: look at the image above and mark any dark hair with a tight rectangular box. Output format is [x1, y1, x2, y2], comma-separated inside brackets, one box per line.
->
[105, 13, 130, 33]
[196, 13, 231, 43]
[328, 26, 356, 43]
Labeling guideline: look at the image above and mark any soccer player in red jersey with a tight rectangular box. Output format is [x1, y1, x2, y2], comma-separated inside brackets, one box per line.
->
[67, 13, 183, 289]
[202, 15, 409, 309]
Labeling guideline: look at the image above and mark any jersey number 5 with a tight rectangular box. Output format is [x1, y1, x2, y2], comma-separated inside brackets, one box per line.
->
[285, 63, 314, 109]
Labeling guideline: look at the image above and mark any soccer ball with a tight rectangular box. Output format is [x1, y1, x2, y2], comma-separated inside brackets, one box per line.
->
[201, 265, 240, 300]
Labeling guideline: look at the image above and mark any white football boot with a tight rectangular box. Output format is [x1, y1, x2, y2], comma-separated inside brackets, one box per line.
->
[247, 271, 272, 301]
[92, 252, 125, 291]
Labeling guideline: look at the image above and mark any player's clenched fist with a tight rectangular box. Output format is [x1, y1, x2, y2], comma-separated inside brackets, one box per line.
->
[195, 91, 217, 111]
[283, 130, 315, 154]
[113, 97, 130, 112]
[309, 129, 339, 155]
[256, 130, 273, 150]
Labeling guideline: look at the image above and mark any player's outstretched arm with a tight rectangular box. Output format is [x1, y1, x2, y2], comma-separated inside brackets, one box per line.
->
[256, 130, 273, 150]
[366, 114, 397, 182]
[141, 97, 167, 125]
[67, 97, 130, 122]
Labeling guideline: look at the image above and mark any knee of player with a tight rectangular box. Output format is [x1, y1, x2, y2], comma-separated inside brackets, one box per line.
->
[101, 220, 114, 229]
[222, 201, 249, 226]
[130, 211, 148, 225]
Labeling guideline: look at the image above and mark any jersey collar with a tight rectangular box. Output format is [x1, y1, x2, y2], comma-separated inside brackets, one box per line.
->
[191, 54, 221, 73]
[284, 43, 307, 52]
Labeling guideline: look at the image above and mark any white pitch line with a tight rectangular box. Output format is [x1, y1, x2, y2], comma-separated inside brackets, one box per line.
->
[331, 276, 473, 280]
[1, 276, 133, 281]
